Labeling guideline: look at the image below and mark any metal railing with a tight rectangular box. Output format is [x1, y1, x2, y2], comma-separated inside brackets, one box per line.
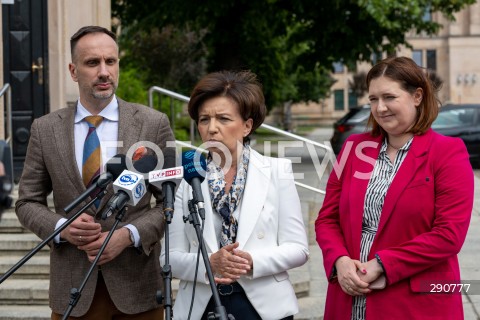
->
[0, 83, 12, 148]
[149, 86, 332, 194]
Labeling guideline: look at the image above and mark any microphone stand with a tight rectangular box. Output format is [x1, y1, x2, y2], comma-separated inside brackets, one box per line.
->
[185, 198, 233, 320]
[0, 182, 109, 284]
[63, 172, 112, 213]
[62, 205, 129, 320]
[157, 182, 175, 320]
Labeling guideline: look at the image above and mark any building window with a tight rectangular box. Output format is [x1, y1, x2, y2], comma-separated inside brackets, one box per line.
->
[423, 6, 432, 22]
[426, 50, 436, 71]
[348, 91, 358, 108]
[371, 52, 382, 65]
[332, 62, 344, 73]
[412, 50, 423, 67]
[334, 89, 344, 111]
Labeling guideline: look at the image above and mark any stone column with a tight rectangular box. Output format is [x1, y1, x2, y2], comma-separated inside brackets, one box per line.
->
[48, 0, 111, 113]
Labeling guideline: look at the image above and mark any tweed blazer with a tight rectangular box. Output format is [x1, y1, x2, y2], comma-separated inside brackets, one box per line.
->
[316, 129, 474, 320]
[15, 98, 175, 316]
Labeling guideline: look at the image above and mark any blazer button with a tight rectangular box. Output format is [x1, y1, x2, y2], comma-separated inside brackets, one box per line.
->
[192, 240, 198, 247]
[257, 232, 265, 239]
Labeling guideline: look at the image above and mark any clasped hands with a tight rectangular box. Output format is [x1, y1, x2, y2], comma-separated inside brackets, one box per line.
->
[335, 256, 384, 296]
[60, 213, 132, 265]
[210, 242, 252, 284]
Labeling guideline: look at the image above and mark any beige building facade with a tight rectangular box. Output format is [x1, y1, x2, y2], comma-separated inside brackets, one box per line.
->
[0, 0, 110, 179]
[321, 3, 480, 119]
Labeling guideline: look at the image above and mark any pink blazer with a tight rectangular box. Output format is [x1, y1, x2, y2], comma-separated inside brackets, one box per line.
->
[316, 129, 474, 320]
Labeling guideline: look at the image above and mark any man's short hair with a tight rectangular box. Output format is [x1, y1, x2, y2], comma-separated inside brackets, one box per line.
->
[70, 25, 117, 61]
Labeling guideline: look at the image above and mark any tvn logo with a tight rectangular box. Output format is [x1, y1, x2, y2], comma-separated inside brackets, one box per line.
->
[118, 173, 139, 186]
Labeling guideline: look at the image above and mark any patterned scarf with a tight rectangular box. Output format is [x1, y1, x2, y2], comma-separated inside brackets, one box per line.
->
[207, 143, 250, 247]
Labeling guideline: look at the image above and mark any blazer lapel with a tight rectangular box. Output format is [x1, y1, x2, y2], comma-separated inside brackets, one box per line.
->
[117, 99, 141, 156]
[349, 137, 381, 259]
[195, 149, 270, 252]
[235, 150, 270, 250]
[375, 131, 432, 239]
[52, 106, 85, 196]
[200, 181, 220, 253]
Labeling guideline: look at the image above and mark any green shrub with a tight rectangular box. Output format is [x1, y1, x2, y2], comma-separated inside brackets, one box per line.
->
[117, 67, 149, 105]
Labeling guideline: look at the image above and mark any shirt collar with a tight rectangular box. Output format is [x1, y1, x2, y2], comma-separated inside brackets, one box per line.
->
[74, 95, 119, 123]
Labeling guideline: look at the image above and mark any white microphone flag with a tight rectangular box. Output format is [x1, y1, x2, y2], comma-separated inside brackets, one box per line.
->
[112, 170, 147, 206]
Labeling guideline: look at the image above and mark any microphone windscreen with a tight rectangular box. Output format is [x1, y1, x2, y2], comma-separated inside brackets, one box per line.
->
[133, 154, 158, 174]
[181, 150, 207, 184]
[132, 146, 147, 161]
[163, 152, 177, 171]
[163, 146, 177, 168]
[105, 154, 127, 179]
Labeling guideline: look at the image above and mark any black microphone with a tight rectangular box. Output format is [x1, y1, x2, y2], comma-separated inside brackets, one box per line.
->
[101, 155, 158, 220]
[104, 154, 127, 181]
[181, 150, 207, 220]
[91, 153, 129, 189]
[149, 154, 182, 215]
[63, 154, 128, 213]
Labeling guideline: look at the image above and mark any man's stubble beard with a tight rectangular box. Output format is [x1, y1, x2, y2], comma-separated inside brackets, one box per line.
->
[91, 84, 117, 101]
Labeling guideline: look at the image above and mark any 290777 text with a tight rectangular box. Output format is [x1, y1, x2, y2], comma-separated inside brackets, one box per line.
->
[430, 283, 470, 293]
[422, 281, 480, 294]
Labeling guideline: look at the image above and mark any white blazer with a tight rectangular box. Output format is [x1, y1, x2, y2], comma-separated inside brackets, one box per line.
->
[161, 149, 309, 320]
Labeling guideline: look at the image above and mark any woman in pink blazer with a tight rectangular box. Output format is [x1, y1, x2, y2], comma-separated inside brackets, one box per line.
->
[316, 57, 474, 320]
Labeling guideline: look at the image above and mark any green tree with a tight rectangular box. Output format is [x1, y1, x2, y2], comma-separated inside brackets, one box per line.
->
[116, 24, 208, 96]
[112, 0, 474, 109]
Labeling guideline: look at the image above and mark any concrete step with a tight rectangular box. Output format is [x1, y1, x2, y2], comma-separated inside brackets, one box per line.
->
[0, 212, 25, 233]
[0, 278, 174, 308]
[0, 234, 49, 257]
[0, 269, 310, 311]
[0, 306, 50, 320]
[0, 279, 49, 305]
[296, 245, 327, 320]
[0, 303, 323, 320]
[0, 276, 312, 320]
[297, 297, 324, 320]
[0, 256, 50, 280]
[0, 304, 323, 320]
[289, 259, 311, 299]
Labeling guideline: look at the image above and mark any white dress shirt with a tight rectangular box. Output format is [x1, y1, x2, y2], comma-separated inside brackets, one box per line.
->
[55, 96, 140, 246]
[73, 97, 119, 175]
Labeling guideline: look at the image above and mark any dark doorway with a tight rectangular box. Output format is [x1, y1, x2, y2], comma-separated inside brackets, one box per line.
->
[2, 0, 49, 182]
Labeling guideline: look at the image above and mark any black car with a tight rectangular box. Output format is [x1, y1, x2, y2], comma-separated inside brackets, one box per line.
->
[330, 104, 480, 168]
[432, 104, 480, 167]
[330, 104, 371, 154]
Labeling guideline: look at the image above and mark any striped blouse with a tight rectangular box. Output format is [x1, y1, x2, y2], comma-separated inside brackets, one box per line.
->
[351, 137, 413, 320]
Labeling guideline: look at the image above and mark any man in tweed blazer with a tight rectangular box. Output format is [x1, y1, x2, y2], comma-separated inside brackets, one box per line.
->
[15, 26, 174, 319]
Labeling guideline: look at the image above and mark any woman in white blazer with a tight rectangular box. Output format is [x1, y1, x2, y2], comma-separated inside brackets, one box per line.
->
[161, 70, 309, 320]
